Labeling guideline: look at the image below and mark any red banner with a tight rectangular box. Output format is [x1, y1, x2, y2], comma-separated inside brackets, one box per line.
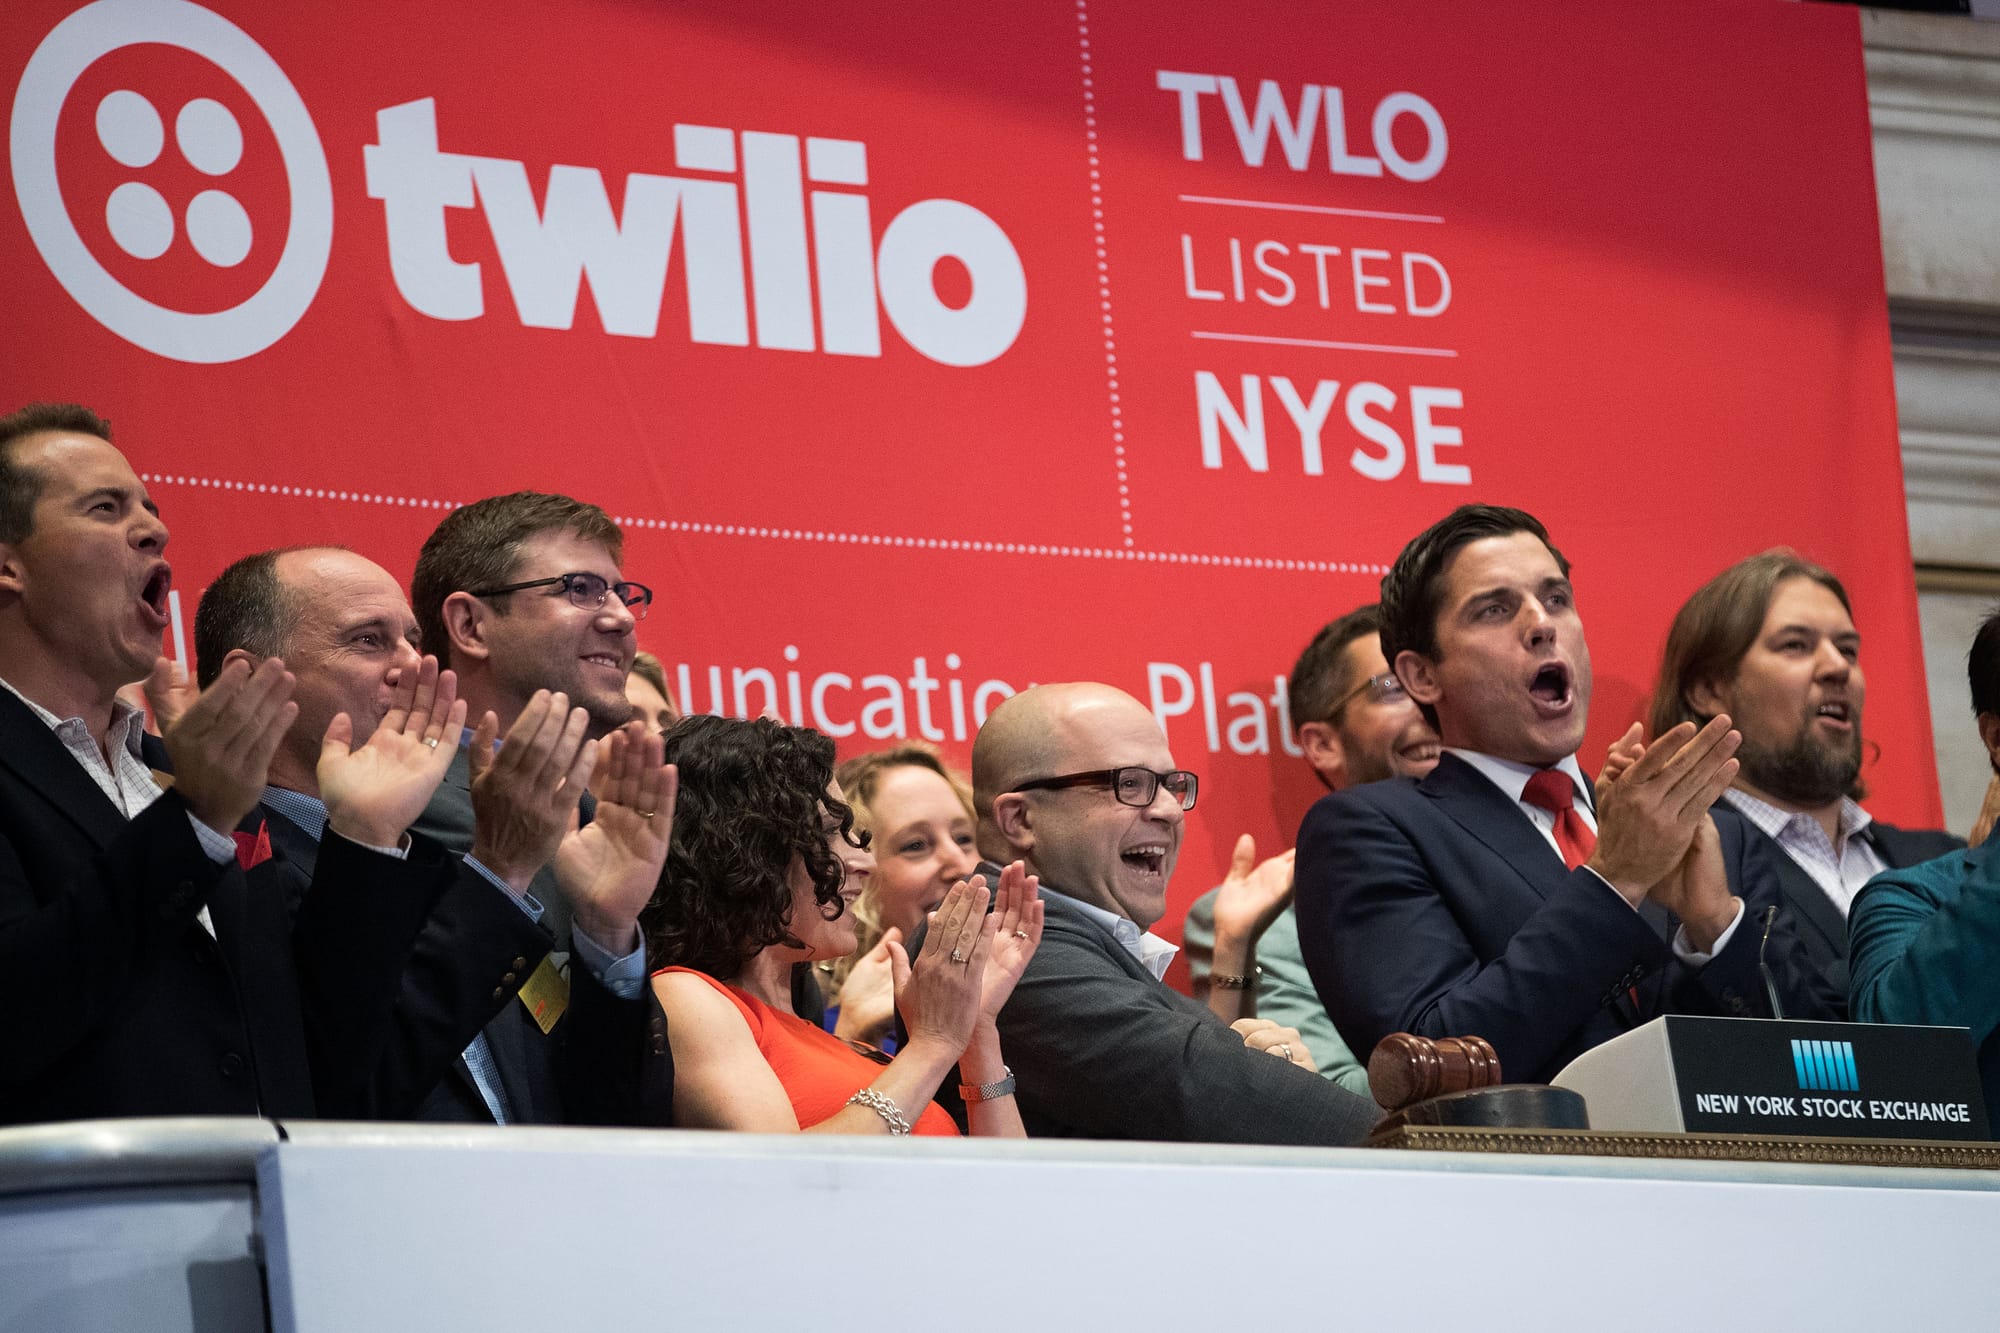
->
[3, 0, 1930, 972]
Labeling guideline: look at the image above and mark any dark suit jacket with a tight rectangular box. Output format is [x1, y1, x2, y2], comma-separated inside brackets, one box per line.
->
[1738, 810, 1964, 997]
[0, 687, 312, 1123]
[252, 802, 558, 1120]
[1294, 753, 1841, 1086]
[410, 750, 643, 1125]
[912, 865, 1380, 1146]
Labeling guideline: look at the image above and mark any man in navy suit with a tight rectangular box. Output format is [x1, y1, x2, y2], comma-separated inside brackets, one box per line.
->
[1295, 505, 1838, 1085]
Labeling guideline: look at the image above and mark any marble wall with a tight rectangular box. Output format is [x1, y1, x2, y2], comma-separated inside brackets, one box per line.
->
[1869, 11, 2000, 829]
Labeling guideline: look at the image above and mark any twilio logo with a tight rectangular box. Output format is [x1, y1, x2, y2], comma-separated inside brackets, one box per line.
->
[366, 103, 1029, 368]
[10, 0, 333, 363]
[14, 2, 1027, 369]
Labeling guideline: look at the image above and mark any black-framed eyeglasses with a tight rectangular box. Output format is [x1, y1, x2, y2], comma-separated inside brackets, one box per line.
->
[470, 571, 653, 621]
[1326, 670, 1408, 720]
[1012, 767, 1198, 811]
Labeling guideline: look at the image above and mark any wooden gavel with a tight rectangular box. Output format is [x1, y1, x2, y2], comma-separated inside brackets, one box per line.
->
[1368, 1033, 1502, 1111]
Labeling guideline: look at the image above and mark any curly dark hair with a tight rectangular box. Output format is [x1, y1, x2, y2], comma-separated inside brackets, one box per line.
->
[641, 714, 867, 978]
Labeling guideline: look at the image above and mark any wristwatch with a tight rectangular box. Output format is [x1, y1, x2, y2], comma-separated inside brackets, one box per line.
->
[958, 1066, 1017, 1102]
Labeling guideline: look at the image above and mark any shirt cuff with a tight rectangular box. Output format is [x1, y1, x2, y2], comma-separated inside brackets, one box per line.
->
[571, 926, 646, 999]
[1579, 863, 1632, 906]
[463, 855, 546, 925]
[1672, 897, 1746, 965]
[188, 814, 239, 865]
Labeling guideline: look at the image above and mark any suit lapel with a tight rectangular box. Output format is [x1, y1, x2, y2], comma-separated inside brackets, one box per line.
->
[1420, 753, 1571, 900]
[1754, 829, 1848, 964]
[0, 688, 132, 849]
[255, 805, 322, 871]
[481, 999, 550, 1124]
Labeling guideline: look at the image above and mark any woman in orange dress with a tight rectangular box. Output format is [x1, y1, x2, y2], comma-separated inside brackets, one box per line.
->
[640, 715, 1042, 1136]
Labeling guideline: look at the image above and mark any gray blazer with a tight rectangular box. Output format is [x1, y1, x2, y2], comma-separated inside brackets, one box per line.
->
[918, 864, 1380, 1146]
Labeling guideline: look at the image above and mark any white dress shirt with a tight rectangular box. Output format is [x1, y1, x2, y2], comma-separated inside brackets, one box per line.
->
[1, 677, 236, 934]
[1042, 888, 1180, 981]
[1721, 787, 1886, 919]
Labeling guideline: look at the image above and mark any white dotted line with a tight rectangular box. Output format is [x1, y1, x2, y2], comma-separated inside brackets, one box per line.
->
[140, 473, 462, 509]
[611, 515, 1386, 574]
[134, 474, 1389, 574]
[1075, 0, 1130, 549]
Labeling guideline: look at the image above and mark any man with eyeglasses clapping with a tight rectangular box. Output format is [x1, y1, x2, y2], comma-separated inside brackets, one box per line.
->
[923, 682, 1380, 1144]
[405, 492, 659, 1125]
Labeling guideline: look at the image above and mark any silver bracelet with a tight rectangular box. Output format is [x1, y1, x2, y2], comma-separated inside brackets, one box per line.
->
[847, 1087, 913, 1135]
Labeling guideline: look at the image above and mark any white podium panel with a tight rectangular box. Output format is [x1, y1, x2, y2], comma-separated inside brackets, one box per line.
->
[0, 1118, 276, 1333]
[262, 1124, 2000, 1332]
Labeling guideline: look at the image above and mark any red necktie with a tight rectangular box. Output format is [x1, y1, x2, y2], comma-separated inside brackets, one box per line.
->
[1522, 769, 1596, 871]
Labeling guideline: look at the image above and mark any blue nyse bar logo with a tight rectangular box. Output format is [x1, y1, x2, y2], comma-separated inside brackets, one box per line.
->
[1792, 1039, 1859, 1093]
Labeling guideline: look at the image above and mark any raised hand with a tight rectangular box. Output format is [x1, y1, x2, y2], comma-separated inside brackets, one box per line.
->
[140, 655, 199, 735]
[1594, 721, 1645, 810]
[1210, 834, 1296, 948]
[1587, 714, 1740, 907]
[887, 878, 991, 1059]
[1650, 811, 1740, 953]
[1971, 773, 2000, 848]
[554, 722, 676, 954]
[164, 656, 297, 837]
[320, 656, 467, 849]
[831, 927, 901, 1046]
[467, 690, 597, 893]
[977, 860, 1043, 1025]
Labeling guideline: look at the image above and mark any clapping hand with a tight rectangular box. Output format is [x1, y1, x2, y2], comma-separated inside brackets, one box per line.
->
[321, 656, 467, 849]
[1594, 721, 1645, 810]
[555, 721, 677, 955]
[468, 690, 597, 893]
[163, 656, 297, 837]
[140, 655, 199, 735]
[889, 878, 992, 1059]
[832, 928, 902, 1046]
[1971, 773, 2000, 847]
[977, 860, 1043, 1025]
[1649, 810, 1739, 953]
[1588, 715, 1740, 908]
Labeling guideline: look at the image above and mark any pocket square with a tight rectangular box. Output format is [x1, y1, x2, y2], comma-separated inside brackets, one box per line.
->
[233, 822, 272, 870]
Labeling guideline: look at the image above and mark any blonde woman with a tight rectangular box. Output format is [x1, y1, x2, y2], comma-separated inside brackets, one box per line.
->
[823, 744, 980, 1049]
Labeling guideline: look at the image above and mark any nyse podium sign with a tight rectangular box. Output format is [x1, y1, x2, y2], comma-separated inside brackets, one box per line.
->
[1557, 1017, 1991, 1142]
[1673, 1018, 1988, 1141]
[0, 0, 1937, 948]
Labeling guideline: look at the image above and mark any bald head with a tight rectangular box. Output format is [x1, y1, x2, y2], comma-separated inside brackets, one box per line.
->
[201, 545, 424, 796]
[975, 683, 1186, 927]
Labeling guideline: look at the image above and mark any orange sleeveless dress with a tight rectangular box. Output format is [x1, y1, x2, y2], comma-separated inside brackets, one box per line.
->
[658, 967, 959, 1136]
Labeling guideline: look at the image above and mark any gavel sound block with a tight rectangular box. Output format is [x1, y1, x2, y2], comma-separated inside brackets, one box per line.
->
[1366, 1033, 1589, 1136]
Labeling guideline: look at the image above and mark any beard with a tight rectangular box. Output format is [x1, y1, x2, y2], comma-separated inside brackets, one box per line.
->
[1735, 721, 1862, 807]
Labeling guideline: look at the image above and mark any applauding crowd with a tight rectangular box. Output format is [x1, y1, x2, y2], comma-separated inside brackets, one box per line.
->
[4, 400, 1996, 1141]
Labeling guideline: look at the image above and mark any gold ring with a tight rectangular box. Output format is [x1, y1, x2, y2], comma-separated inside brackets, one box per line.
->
[1277, 1043, 1292, 1062]
[638, 811, 656, 820]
